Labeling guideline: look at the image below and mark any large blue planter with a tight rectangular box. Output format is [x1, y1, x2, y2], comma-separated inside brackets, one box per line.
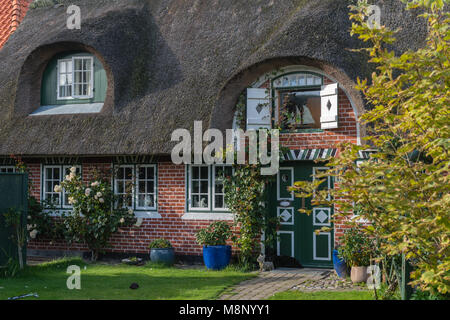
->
[150, 248, 175, 266]
[333, 249, 348, 278]
[202, 245, 231, 270]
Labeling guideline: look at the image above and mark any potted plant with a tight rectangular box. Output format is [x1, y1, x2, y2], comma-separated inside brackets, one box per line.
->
[148, 239, 175, 266]
[338, 227, 375, 283]
[195, 221, 232, 270]
[332, 246, 349, 278]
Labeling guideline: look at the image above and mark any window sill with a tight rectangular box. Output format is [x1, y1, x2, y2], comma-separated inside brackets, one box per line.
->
[134, 211, 161, 218]
[280, 129, 324, 133]
[181, 212, 235, 220]
[44, 209, 161, 219]
[30, 103, 103, 116]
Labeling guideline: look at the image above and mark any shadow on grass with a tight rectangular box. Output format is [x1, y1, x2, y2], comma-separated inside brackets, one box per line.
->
[0, 258, 255, 300]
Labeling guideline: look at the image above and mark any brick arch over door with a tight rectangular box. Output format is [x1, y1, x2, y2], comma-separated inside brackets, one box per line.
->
[210, 56, 366, 145]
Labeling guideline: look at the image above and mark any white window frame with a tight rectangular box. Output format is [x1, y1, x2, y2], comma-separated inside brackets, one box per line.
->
[56, 56, 94, 100]
[114, 165, 135, 210]
[56, 59, 74, 100]
[42, 165, 81, 209]
[188, 164, 211, 211]
[212, 165, 232, 211]
[135, 164, 157, 211]
[0, 166, 16, 173]
[61, 165, 81, 209]
[42, 165, 63, 207]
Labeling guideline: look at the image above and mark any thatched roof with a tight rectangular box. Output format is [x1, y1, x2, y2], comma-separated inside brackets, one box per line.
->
[0, 0, 426, 156]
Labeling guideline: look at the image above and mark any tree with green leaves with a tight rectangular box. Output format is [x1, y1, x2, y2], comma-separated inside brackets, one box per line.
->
[289, 0, 449, 295]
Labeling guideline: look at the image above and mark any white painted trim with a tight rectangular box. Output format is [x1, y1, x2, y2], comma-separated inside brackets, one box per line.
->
[313, 207, 331, 226]
[133, 211, 161, 219]
[212, 164, 232, 211]
[181, 212, 235, 220]
[42, 165, 63, 206]
[277, 230, 294, 258]
[188, 164, 211, 211]
[0, 166, 16, 173]
[252, 65, 362, 145]
[277, 167, 294, 201]
[61, 165, 81, 209]
[56, 58, 74, 100]
[313, 231, 332, 261]
[72, 56, 94, 99]
[135, 164, 157, 211]
[277, 206, 294, 225]
[114, 164, 135, 210]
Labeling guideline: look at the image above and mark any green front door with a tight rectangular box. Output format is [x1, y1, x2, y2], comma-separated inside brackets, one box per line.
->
[269, 162, 333, 268]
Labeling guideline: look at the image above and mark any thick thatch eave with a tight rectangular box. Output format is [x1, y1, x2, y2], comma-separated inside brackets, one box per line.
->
[0, 0, 426, 156]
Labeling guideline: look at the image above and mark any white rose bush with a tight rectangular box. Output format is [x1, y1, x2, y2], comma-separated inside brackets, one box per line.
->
[56, 167, 136, 261]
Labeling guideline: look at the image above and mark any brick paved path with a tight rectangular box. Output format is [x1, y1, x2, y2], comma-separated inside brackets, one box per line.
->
[219, 268, 330, 300]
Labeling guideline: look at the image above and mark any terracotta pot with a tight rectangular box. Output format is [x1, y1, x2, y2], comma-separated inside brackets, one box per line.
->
[351, 266, 368, 283]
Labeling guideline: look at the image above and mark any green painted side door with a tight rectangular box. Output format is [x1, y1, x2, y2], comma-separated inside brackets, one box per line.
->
[0, 173, 28, 267]
[269, 162, 333, 268]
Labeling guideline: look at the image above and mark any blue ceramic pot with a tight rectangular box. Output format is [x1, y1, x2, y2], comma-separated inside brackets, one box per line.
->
[333, 249, 348, 278]
[150, 248, 175, 265]
[202, 245, 231, 270]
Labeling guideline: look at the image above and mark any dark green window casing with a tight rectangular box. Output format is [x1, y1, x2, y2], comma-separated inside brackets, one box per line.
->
[41, 52, 107, 106]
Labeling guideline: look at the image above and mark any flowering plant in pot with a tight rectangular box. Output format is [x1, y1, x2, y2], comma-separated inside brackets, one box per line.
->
[148, 239, 175, 266]
[195, 221, 233, 270]
[338, 227, 377, 283]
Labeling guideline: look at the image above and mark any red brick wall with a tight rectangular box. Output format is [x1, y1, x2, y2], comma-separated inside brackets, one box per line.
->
[27, 161, 232, 256]
[26, 73, 359, 255]
[0, 0, 32, 49]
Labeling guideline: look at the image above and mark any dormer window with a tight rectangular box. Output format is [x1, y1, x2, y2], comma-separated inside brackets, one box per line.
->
[57, 56, 95, 100]
[32, 52, 107, 116]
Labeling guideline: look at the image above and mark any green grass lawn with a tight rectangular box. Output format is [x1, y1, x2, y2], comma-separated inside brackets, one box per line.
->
[0, 258, 256, 300]
[268, 290, 374, 300]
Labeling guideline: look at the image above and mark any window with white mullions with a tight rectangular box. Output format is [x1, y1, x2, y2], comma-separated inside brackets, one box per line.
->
[57, 59, 73, 99]
[136, 165, 156, 210]
[73, 57, 93, 98]
[213, 165, 233, 210]
[0, 166, 16, 173]
[114, 166, 134, 209]
[62, 166, 81, 208]
[42, 165, 81, 209]
[43, 166, 62, 206]
[189, 165, 210, 210]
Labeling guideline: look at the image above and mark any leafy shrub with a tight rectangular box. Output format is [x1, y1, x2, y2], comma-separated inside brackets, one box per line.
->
[338, 227, 377, 267]
[148, 239, 173, 249]
[27, 196, 65, 240]
[195, 221, 232, 246]
[0, 257, 21, 278]
[57, 167, 136, 261]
